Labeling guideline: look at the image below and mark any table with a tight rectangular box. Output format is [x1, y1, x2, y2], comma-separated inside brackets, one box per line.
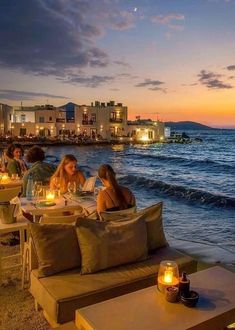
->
[0, 216, 29, 282]
[0, 179, 23, 188]
[75, 266, 235, 330]
[20, 196, 96, 222]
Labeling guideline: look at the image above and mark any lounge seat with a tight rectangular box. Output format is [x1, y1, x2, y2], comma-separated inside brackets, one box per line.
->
[30, 246, 197, 324]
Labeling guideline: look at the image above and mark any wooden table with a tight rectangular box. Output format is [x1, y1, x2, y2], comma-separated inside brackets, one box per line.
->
[0, 216, 29, 282]
[20, 196, 96, 222]
[75, 266, 235, 330]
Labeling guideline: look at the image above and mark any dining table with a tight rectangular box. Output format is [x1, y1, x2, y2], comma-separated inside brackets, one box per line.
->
[0, 178, 23, 188]
[20, 194, 97, 222]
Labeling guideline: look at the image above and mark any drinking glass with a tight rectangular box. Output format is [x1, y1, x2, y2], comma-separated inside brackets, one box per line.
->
[33, 181, 43, 202]
[11, 173, 19, 181]
[67, 181, 77, 196]
[93, 187, 100, 200]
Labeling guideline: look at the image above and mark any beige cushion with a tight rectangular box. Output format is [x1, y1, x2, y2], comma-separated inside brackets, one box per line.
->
[99, 206, 137, 221]
[137, 202, 168, 251]
[29, 223, 81, 278]
[76, 216, 148, 274]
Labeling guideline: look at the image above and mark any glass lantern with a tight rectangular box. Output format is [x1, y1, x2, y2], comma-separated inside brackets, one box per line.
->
[157, 260, 179, 293]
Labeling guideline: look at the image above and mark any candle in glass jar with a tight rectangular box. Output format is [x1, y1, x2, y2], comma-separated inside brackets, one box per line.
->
[2, 173, 9, 181]
[46, 191, 55, 201]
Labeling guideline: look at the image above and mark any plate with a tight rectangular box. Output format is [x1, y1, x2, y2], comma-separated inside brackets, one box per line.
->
[36, 201, 56, 207]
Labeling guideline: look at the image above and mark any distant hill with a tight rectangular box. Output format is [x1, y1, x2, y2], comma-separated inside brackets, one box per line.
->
[165, 121, 215, 130]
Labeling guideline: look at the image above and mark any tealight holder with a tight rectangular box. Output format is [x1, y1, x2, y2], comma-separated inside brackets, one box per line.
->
[165, 286, 179, 303]
[157, 260, 179, 293]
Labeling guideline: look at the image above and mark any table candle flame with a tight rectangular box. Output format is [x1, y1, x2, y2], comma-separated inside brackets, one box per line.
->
[46, 191, 55, 201]
[164, 270, 173, 284]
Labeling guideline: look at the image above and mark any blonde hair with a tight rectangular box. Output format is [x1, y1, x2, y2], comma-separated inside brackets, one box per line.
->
[50, 154, 78, 193]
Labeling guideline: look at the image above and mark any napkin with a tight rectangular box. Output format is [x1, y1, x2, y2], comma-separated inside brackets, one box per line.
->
[10, 196, 22, 217]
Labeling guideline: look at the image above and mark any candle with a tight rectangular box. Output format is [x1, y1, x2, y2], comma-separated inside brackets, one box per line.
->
[164, 270, 173, 284]
[2, 173, 9, 181]
[46, 190, 55, 201]
[158, 275, 179, 293]
[157, 260, 179, 293]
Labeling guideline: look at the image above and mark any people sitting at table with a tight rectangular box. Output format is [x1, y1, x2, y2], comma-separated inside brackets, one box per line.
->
[97, 164, 136, 213]
[6, 144, 28, 177]
[22, 146, 56, 196]
[50, 154, 86, 194]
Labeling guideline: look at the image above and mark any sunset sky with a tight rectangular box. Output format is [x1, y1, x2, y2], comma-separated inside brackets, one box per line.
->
[0, 0, 235, 128]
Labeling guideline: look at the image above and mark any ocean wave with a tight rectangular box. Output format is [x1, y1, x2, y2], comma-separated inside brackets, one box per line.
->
[125, 153, 235, 172]
[119, 175, 235, 208]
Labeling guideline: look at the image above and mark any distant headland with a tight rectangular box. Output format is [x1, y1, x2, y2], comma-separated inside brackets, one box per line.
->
[165, 121, 216, 130]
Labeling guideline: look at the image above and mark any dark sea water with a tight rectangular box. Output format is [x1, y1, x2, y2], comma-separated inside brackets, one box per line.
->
[46, 130, 235, 270]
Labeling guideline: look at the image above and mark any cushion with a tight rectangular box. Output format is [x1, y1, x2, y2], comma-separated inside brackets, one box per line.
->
[99, 206, 137, 221]
[138, 202, 168, 251]
[29, 223, 81, 278]
[76, 216, 148, 274]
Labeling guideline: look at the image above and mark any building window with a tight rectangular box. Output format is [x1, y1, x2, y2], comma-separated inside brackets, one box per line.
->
[110, 112, 116, 120]
[21, 114, 26, 123]
[91, 113, 96, 123]
[49, 116, 52, 121]
[39, 117, 44, 123]
[148, 131, 153, 139]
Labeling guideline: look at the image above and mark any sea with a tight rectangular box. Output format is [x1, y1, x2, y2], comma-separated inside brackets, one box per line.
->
[46, 129, 235, 270]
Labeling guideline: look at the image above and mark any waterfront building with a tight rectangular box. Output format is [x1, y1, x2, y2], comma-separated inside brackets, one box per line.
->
[127, 119, 165, 142]
[0, 103, 12, 135]
[75, 101, 128, 140]
[1, 101, 165, 142]
[10, 105, 57, 137]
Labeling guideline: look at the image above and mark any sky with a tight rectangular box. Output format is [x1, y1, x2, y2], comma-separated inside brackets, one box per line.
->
[0, 0, 235, 128]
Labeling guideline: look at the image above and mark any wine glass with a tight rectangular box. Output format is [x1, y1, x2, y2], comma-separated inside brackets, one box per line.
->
[93, 187, 100, 201]
[67, 181, 77, 197]
[33, 181, 43, 202]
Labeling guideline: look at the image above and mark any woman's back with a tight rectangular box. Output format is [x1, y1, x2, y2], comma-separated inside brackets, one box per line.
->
[97, 185, 135, 213]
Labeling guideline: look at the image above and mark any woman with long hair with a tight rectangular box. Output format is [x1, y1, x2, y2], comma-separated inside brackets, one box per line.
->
[6, 143, 28, 177]
[50, 154, 85, 194]
[97, 164, 135, 213]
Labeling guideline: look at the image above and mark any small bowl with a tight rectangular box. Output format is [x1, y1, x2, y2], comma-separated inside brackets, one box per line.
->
[180, 290, 199, 307]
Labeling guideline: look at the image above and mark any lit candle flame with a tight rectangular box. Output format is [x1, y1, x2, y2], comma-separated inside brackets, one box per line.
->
[164, 270, 173, 284]
[46, 191, 55, 201]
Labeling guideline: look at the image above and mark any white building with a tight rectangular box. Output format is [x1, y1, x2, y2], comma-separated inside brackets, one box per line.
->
[0, 103, 12, 135]
[2, 101, 165, 143]
[127, 119, 165, 142]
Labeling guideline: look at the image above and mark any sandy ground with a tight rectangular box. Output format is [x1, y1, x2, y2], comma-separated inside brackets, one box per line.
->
[0, 244, 50, 330]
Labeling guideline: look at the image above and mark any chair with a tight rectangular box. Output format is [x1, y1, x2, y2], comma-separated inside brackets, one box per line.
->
[99, 205, 137, 221]
[0, 186, 22, 202]
[40, 213, 80, 224]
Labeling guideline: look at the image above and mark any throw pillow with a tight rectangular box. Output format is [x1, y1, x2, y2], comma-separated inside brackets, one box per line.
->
[76, 216, 148, 274]
[29, 223, 81, 278]
[138, 202, 168, 251]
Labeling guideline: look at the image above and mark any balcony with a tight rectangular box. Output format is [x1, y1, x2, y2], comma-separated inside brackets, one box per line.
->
[82, 120, 95, 125]
[56, 118, 66, 123]
[110, 118, 123, 123]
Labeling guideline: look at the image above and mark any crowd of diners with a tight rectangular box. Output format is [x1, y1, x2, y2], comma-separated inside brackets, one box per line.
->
[0, 144, 136, 214]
